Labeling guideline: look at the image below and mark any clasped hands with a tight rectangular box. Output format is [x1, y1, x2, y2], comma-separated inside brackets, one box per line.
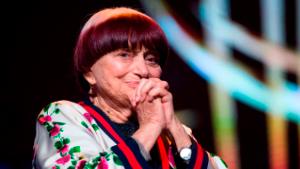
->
[130, 78, 192, 153]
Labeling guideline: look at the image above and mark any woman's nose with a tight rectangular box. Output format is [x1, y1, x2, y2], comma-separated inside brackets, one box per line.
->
[133, 57, 149, 78]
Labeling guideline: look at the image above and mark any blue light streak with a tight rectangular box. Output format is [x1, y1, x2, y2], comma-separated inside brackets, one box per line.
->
[140, 0, 300, 123]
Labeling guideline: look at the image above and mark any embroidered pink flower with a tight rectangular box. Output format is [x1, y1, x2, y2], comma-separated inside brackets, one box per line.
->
[45, 115, 52, 121]
[56, 154, 71, 165]
[83, 113, 93, 123]
[76, 160, 87, 169]
[50, 124, 60, 136]
[97, 157, 108, 169]
[38, 115, 52, 124]
[58, 144, 69, 154]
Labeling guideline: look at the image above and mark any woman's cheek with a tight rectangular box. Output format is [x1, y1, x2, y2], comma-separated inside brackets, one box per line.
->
[111, 62, 129, 76]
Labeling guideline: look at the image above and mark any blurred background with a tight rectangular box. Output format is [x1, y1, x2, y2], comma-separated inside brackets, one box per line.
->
[3, 0, 299, 168]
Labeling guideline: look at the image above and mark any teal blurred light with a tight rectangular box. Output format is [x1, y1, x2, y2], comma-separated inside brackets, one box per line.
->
[140, 0, 300, 123]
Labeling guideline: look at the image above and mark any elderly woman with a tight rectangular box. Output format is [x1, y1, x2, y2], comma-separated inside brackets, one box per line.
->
[33, 7, 227, 169]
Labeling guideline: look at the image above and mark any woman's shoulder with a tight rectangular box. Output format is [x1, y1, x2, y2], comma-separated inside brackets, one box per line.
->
[40, 100, 81, 111]
[44, 99, 79, 106]
[37, 100, 87, 120]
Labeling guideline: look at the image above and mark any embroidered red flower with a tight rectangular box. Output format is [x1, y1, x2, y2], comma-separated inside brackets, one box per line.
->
[97, 157, 108, 169]
[58, 144, 69, 154]
[83, 113, 93, 123]
[56, 154, 71, 165]
[50, 124, 60, 136]
[76, 160, 87, 169]
[38, 115, 52, 124]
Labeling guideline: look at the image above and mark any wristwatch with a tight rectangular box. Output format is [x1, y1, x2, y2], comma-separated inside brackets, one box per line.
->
[179, 146, 192, 161]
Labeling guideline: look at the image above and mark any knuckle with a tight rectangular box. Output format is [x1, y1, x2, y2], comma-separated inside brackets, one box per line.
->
[161, 81, 169, 88]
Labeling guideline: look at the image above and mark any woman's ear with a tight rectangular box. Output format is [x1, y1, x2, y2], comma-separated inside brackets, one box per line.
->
[83, 71, 96, 86]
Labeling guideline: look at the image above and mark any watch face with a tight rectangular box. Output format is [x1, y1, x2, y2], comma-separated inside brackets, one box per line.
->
[180, 147, 192, 161]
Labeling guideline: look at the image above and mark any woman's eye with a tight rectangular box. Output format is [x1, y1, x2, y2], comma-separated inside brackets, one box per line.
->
[146, 55, 160, 65]
[119, 52, 130, 57]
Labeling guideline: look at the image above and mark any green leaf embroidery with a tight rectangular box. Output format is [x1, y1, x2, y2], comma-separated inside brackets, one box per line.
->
[46, 125, 53, 132]
[220, 158, 228, 168]
[54, 141, 63, 149]
[69, 146, 81, 154]
[53, 122, 66, 126]
[92, 124, 99, 131]
[54, 165, 60, 169]
[86, 160, 98, 169]
[54, 108, 60, 114]
[91, 163, 98, 168]
[100, 152, 108, 157]
[84, 163, 93, 169]
[113, 154, 122, 166]
[92, 156, 100, 164]
[71, 160, 77, 165]
[63, 138, 70, 144]
[43, 103, 51, 113]
[81, 121, 88, 128]
[67, 166, 75, 169]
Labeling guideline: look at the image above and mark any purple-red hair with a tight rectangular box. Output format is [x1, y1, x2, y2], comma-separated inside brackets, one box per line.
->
[73, 7, 169, 92]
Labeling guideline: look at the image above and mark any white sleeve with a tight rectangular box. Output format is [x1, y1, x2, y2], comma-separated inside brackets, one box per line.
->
[33, 101, 124, 169]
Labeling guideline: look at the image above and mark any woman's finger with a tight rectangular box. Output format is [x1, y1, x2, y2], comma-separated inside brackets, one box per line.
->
[160, 80, 169, 90]
[146, 87, 169, 102]
[138, 80, 156, 103]
[134, 78, 170, 106]
[134, 79, 148, 104]
[139, 78, 169, 102]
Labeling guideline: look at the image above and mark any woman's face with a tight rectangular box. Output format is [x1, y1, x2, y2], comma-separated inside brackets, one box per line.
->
[84, 47, 162, 107]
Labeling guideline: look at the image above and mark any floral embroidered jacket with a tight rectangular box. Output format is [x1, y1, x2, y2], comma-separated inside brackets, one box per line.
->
[33, 100, 228, 169]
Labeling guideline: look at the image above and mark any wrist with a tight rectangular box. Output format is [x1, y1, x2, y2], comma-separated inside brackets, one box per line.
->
[168, 119, 192, 151]
[168, 117, 182, 133]
[132, 122, 162, 152]
[132, 137, 152, 161]
[140, 120, 165, 131]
